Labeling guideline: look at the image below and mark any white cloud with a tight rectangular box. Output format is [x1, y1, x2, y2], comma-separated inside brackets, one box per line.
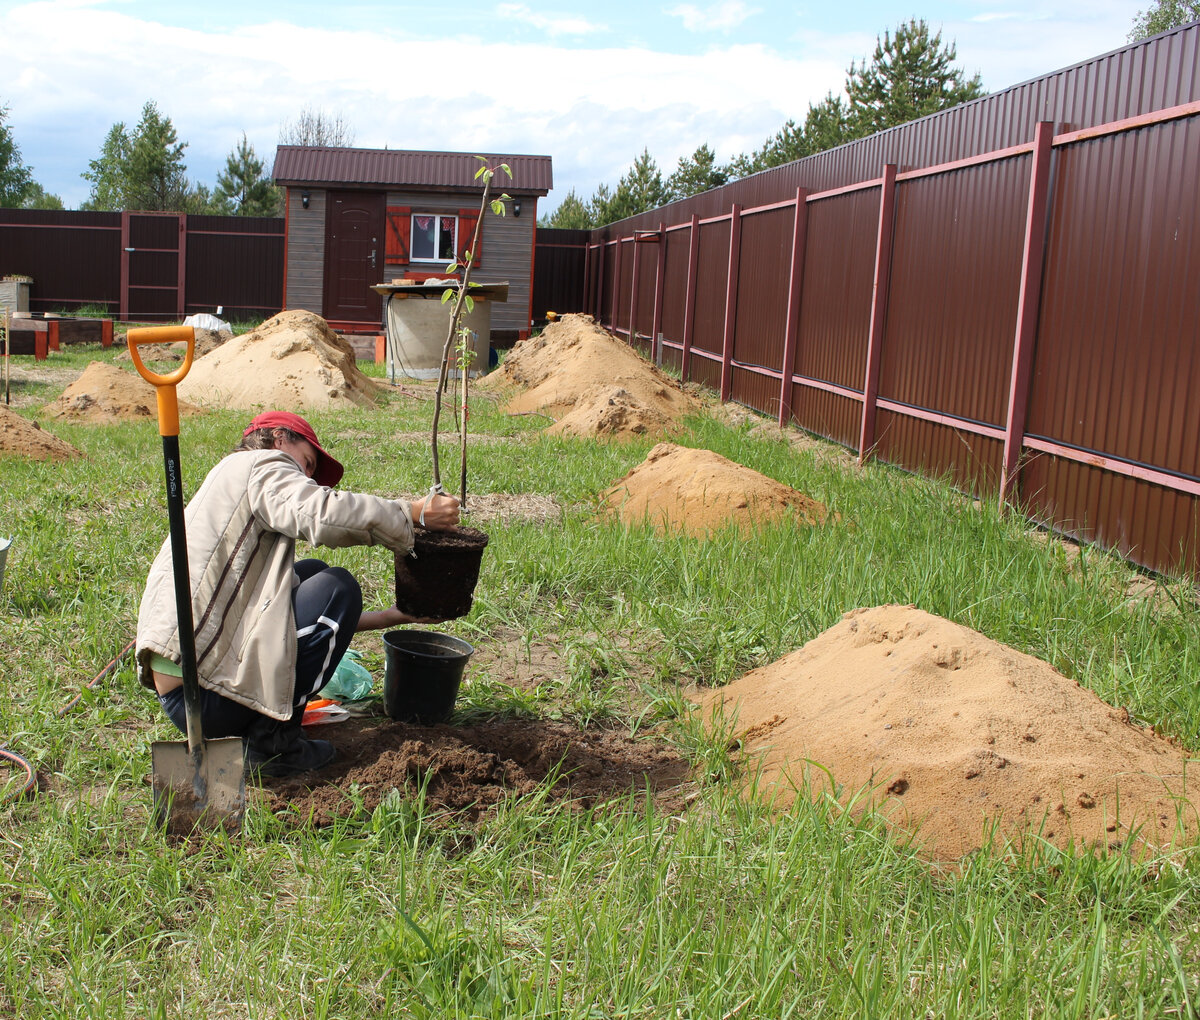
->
[666, 1, 759, 33]
[495, 3, 606, 36]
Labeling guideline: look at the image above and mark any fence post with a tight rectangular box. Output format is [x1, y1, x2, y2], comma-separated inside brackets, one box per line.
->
[652, 221, 666, 364]
[858, 164, 898, 463]
[681, 213, 700, 382]
[778, 187, 809, 427]
[608, 239, 620, 332]
[720, 204, 742, 402]
[177, 214, 187, 318]
[583, 243, 592, 316]
[1000, 121, 1055, 511]
[120, 210, 131, 322]
[629, 233, 641, 345]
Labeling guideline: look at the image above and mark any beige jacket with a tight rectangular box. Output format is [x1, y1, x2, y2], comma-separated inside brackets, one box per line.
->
[136, 449, 415, 720]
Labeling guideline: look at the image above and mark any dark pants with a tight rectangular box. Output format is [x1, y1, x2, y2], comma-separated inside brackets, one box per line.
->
[159, 558, 362, 738]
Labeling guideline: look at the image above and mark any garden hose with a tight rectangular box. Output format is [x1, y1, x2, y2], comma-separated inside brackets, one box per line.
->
[0, 637, 136, 806]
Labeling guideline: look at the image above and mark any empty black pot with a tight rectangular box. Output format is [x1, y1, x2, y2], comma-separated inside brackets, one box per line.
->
[383, 630, 474, 724]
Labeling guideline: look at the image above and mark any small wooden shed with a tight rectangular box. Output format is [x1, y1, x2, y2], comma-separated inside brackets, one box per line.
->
[273, 146, 552, 343]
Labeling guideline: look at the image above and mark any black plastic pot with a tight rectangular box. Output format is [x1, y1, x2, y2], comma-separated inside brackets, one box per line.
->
[383, 630, 474, 724]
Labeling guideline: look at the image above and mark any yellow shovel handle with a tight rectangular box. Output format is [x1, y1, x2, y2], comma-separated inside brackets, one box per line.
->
[127, 326, 195, 437]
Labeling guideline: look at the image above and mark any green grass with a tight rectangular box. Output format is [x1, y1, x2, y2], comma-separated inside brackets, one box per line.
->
[2, 341, 1200, 1017]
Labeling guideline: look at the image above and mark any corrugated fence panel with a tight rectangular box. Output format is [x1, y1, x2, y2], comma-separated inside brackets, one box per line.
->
[1021, 112, 1200, 573]
[788, 189, 879, 448]
[871, 158, 1029, 492]
[631, 237, 659, 347]
[730, 205, 792, 414]
[659, 226, 692, 371]
[187, 215, 284, 319]
[532, 228, 587, 322]
[689, 218, 730, 391]
[0, 210, 121, 312]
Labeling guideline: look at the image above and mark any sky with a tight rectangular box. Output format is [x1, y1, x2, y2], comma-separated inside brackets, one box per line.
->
[1, 0, 1147, 214]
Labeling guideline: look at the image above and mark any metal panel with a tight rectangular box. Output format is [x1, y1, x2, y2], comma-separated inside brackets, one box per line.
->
[0, 210, 122, 312]
[532, 228, 587, 323]
[732, 206, 792, 378]
[1029, 118, 1200, 475]
[790, 189, 878, 412]
[274, 147, 553, 195]
[880, 159, 1028, 427]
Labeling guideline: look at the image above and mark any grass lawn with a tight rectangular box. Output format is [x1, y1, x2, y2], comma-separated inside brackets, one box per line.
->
[1, 340, 1199, 1018]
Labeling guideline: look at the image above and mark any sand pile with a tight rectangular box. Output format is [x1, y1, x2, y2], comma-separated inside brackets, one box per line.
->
[177, 310, 380, 411]
[0, 406, 80, 460]
[115, 327, 230, 364]
[44, 362, 202, 422]
[602, 442, 829, 538]
[702, 605, 1200, 860]
[481, 314, 701, 439]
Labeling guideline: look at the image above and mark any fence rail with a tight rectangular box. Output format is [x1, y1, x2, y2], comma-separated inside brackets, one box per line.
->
[579, 24, 1200, 578]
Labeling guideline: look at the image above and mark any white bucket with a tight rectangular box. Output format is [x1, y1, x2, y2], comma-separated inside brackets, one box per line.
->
[0, 537, 10, 591]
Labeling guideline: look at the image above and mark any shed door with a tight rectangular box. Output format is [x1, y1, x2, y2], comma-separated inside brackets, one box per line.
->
[323, 191, 386, 323]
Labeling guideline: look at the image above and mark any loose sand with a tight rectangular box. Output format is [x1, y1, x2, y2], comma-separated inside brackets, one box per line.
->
[0, 405, 80, 460]
[177, 309, 381, 411]
[481, 313, 701, 440]
[44, 361, 202, 422]
[601, 441, 830, 538]
[701, 604, 1200, 860]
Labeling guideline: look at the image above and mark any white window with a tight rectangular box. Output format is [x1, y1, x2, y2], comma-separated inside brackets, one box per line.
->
[411, 213, 458, 262]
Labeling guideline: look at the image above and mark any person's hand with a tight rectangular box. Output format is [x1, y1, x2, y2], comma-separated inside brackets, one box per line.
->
[410, 492, 461, 531]
[356, 607, 451, 631]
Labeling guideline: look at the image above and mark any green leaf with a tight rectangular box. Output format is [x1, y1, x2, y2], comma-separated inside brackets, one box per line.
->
[475, 166, 487, 180]
[441, 289, 453, 304]
[445, 261, 458, 274]
[474, 155, 488, 164]
[464, 295, 475, 313]
[491, 200, 505, 216]
[500, 163, 512, 178]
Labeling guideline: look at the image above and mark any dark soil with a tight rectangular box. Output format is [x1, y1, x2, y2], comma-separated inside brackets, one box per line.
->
[259, 714, 694, 826]
[394, 526, 489, 619]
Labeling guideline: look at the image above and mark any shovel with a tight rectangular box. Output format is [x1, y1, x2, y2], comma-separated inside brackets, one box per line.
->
[128, 326, 246, 832]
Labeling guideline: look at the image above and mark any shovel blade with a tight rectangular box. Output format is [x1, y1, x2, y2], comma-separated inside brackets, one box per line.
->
[151, 736, 246, 833]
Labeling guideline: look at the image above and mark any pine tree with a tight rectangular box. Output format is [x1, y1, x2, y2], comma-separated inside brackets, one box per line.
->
[214, 133, 281, 216]
[545, 189, 593, 229]
[81, 102, 190, 211]
[595, 149, 668, 225]
[845, 19, 985, 137]
[665, 144, 729, 201]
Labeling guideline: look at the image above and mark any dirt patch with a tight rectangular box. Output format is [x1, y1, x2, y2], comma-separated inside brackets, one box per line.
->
[701, 604, 1200, 860]
[601, 441, 830, 538]
[261, 715, 693, 825]
[43, 361, 203, 422]
[480, 314, 701, 440]
[0, 405, 81, 460]
[177, 309, 382, 411]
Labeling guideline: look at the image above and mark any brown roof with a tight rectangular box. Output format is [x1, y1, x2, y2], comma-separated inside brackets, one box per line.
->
[273, 146, 552, 195]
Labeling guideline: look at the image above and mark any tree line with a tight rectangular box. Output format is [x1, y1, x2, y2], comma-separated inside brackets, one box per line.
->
[541, 5, 1200, 228]
[0, 102, 353, 215]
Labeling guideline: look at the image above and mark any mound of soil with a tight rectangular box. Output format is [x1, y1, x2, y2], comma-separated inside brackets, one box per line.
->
[602, 442, 830, 538]
[115, 327, 230, 364]
[701, 604, 1200, 860]
[0, 405, 81, 460]
[44, 361, 202, 422]
[178, 310, 381, 411]
[480, 314, 700, 440]
[262, 716, 692, 825]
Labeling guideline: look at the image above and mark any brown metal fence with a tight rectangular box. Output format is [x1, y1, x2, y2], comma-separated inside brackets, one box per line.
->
[0, 209, 284, 321]
[575, 24, 1200, 579]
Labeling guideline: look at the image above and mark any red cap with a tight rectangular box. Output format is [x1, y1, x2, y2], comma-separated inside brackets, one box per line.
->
[243, 411, 344, 487]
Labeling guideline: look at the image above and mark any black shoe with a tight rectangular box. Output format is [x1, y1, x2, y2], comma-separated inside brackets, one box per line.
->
[246, 737, 336, 778]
